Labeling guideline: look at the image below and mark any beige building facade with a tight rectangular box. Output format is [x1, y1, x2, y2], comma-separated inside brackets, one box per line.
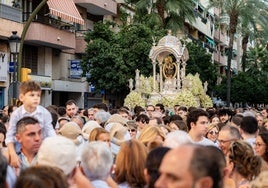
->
[0, 0, 117, 109]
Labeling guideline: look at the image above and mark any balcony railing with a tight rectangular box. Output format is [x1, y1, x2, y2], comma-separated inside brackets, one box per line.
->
[187, 34, 216, 53]
[204, 43, 215, 53]
[193, 10, 207, 24]
[0, 3, 22, 22]
[75, 30, 88, 37]
[23, 12, 76, 33]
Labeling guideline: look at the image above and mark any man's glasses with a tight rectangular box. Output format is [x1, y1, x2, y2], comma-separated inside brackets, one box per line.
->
[128, 129, 136, 132]
[208, 131, 219, 135]
[218, 139, 236, 144]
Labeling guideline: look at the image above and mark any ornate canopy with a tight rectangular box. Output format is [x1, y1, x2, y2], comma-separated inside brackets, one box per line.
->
[149, 31, 189, 64]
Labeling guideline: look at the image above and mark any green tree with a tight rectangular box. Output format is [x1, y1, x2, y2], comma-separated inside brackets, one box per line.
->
[125, 0, 196, 33]
[239, 5, 268, 72]
[186, 42, 218, 95]
[230, 71, 268, 105]
[208, 0, 268, 106]
[246, 44, 268, 74]
[245, 45, 268, 104]
[231, 72, 257, 104]
[215, 45, 268, 105]
[81, 21, 165, 101]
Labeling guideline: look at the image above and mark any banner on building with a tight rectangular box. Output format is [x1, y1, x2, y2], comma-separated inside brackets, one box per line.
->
[70, 60, 83, 78]
[0, 52, 8, 82]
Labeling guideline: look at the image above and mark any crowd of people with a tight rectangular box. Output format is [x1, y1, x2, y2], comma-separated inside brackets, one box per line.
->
[0, 80, 268, 188]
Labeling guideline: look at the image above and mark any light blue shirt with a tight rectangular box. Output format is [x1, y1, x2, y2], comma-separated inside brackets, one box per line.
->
[6, 166, 16, 188]
[18, 151, 37, 170]
[194, 137, 216, 146]
[5, 105, 56, 145]
[118, 182, 130, 188]
[92, 180, 110, 188]
[245, 137, 256, 149]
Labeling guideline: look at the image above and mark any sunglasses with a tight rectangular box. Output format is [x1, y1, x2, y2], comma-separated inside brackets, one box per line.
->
[141, 120, 149, 124]
[128, 129, 136, 132]
[208, 131, 218, 135]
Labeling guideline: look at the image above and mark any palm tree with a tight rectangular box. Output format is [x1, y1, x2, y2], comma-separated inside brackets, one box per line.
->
[246, 44, 268, 76]
[208, 0, 268, 107]
[125, 0, 196, 33]
[240, 5, 268, 72]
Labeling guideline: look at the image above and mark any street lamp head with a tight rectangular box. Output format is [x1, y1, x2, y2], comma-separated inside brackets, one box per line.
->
[8, 31, 21, 54]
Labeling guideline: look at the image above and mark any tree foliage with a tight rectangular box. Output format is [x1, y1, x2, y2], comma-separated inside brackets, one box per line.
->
[82, 21, 165, 96]
[215, 45, 268, 105]
[186, 42, 218, 95]
[208, 0, 268, 106]
[125, 0, 196, 33]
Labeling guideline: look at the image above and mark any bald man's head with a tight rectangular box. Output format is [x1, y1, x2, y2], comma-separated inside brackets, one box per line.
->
[155, 144, 225, 188]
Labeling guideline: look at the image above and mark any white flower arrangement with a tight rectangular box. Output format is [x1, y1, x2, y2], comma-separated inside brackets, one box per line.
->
[173, 89, 199, 108]
[124, 73, 213, 109]
[161, 96, 176, 108]
[124, 91, 145, 109]
[200, 94, 213, 108]
[184, 74, 205, 96]
[140, 75, 154, 94]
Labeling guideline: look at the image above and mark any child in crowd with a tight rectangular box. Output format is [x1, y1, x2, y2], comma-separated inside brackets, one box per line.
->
[5, 81, 56, 168]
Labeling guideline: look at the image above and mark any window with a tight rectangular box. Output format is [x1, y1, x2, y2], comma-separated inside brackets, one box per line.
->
[22, 45, 38, 74]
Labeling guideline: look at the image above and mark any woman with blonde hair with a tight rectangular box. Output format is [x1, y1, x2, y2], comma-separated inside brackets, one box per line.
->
[114, 139, 147, 188]
[226, 140, 261, 188]
[89, 127, 111, 147]
[138, 125, 165, 147]
[205, 123, 219, 146]
[262, 118, 268, 130]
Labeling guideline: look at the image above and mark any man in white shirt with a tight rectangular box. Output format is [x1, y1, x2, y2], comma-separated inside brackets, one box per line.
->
[187, 109, 214, 146]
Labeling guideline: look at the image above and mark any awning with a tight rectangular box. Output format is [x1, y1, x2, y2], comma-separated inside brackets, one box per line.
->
[47, 0, 84, 25]
[205, 36, 215, 46]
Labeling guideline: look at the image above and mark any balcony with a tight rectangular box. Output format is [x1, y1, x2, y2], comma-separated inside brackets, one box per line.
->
[75, 30, 87, 53]
[25, 22, 76, 49]
[0, 17, 23, 38]
[204, 42, 215, 53]
[214, 7, 220, 17]
[214, 30, 220, 41]
[191, 13, 213, 38]
[52, 79, 88, 92]
[214, 50, 227, 66]
[31, 75, 52, 90]
[214, 29, 228, 46]
[0, 3, 22, 23]
[213, 50, 220, 64]
[74, 0, 117, 15]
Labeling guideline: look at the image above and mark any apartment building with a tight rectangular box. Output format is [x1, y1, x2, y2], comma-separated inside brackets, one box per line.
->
[186, 0, 241, 76]
[0, 0, 117, 109]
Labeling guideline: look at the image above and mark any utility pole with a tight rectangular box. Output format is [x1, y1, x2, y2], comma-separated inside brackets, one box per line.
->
[17, 0, 48, 81]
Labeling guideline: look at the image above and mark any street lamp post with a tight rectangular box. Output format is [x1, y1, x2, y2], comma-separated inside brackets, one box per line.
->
[8, 31, 21, 105]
